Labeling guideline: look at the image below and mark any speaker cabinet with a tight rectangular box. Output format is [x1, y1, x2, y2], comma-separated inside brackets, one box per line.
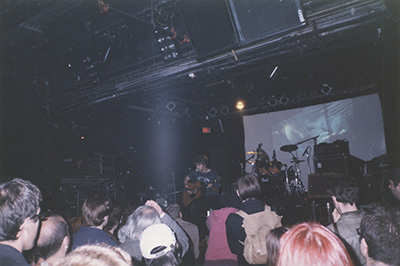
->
[181, 0, 238, 59]
[227, 0, 306, 44]
[308, 172, 343, 198]
[314, 155, 364, 178]
[314, 156, 349, 176]
[182, 0, 306, 59]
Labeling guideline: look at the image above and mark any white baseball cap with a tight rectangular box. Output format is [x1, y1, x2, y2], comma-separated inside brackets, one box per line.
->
[139, 223, 177, 259]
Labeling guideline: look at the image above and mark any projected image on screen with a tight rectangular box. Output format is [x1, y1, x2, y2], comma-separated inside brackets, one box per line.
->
[272, 100, 351, 148]
[243, 93, 386, 189]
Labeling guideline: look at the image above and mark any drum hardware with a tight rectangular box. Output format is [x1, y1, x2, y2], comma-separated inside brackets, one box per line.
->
[290, 159, 305, 163]
[246, 151, 262, 154]
[240, 153, 256, 174]
[280, 144, 298, 152]
[295, 135, 320, 146]
[302, 146, 312, 175]
[295, 135, 319, 175]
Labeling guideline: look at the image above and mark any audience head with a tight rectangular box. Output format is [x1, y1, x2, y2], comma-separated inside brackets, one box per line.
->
[388, 167, 400, 200]
[35, 213, 70, 263]
[118, 205, 161, 242]
[328, 177, 359, 205]
[220, 188, 242, 209]
[0, 178, 42, 251]
[265, 227, 289, 266]
[193, 155, 208, 167]
[140, 223, 181, 266]
[166, 204, 181, 220]
[359, 204, 400, 266]
[236, 174, 261, 201]
[81, 195, 112, 228]
[55, 244, 132, 266]
[104, 205, 123, 233]
[277, 222, 354, 266]
[67, 217, 82, 234]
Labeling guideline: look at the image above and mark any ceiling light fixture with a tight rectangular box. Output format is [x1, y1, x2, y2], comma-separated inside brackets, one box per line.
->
[208, 107, 218, 117]
[279, 95, 289, 105]
[321, 83, 333, 95]
[236, 101, 245, 110]
[165, 101, 176, 111]
[219, 105, 229, 115]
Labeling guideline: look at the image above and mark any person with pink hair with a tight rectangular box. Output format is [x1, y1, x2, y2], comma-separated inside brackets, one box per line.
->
[277, 222, 354, 266]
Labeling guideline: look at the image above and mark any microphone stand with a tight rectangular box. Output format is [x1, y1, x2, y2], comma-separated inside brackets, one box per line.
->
[303, 146, 312, 175]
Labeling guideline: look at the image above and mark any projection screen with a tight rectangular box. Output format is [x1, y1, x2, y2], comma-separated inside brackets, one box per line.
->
[243, 93, 386, 190]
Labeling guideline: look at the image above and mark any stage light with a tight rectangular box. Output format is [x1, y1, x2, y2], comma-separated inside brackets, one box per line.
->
[165, 101, 176, 111]
[279, 95, 289, 105]
[154, 28, 179, 61]
[208, 107, 218, 117]
[321, 83, 333, 95]
[236, 101, 245, 110]
[267, 97, 278, 107]
[220, 105, 229, 115]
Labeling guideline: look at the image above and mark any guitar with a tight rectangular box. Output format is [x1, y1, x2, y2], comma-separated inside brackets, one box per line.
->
[182, 177, 222, 206]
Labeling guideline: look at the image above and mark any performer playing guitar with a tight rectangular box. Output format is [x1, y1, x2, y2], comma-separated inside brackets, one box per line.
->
[183, 155, 222, 238]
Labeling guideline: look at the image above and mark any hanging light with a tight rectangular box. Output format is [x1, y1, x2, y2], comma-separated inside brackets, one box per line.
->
[236, 100, 245, 110]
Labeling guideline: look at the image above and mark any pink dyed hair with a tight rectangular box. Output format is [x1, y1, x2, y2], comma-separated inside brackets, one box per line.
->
[277, 222, 354, 266]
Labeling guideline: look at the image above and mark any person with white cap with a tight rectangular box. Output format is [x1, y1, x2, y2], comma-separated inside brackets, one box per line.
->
[118, 200, 189, 263]
[140, 223, 182, 266]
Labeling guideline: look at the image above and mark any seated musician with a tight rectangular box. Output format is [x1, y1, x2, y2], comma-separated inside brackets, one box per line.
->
[183, 155, 222, 239]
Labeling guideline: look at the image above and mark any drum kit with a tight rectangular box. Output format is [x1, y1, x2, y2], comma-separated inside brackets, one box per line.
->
[244, 142, 307, 203]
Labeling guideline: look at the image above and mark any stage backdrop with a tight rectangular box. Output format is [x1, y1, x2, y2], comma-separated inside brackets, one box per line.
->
[243, 93, 386, 190]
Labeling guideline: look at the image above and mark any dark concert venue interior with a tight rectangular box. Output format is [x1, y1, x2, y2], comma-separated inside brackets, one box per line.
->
[1, 0, 399, 225]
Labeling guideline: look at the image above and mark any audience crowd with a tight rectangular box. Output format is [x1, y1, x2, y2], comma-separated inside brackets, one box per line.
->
[1, 171, 400, 266]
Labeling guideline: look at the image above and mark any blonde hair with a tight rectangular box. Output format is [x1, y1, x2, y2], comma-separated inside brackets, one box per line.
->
[277, 223, 354, 266]
[55, 244, 132, 266]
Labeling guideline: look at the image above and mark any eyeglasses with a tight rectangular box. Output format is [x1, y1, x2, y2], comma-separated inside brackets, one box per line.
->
[356, 227, 364, 241]
[30, 209, 52, 222]
[30, 213, 40, 222]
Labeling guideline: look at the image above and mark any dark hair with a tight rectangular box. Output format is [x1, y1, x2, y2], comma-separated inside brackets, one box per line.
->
[144, 244, 182, 266]
[220, 188, 242, 209]
[360, 204, 400, 265]
[236, 174, 261, 201]
[103, 205, 123, 232]
[266, 227, 289, 266]
[81, 195, 112, 226]
[193, 155, 208, 167]
[327, 177, 359, 204]
[389, 167, 400, 185]
[0, 178, 42, 240]
[166, 204, 181, 219]
[36, 213, 70, 260]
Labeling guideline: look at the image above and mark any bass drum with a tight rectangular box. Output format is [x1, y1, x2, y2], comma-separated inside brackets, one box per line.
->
[256, 160, 283, 178]
[267, 160, 283, 175]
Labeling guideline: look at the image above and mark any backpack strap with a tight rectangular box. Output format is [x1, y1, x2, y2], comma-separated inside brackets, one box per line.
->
[236, 206, 282, 235]
[333, 222, 340, 235]
[236, 210, 248, 219]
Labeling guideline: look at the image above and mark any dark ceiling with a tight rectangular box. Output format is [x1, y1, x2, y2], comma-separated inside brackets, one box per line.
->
[1, 0, 398, 122]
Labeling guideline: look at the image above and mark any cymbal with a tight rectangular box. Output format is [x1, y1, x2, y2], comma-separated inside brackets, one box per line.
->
[247, 161, 256, 164]
[280, 144, 298, 152]
[290, 160, 305, 163]
[246, 151, 262, 154]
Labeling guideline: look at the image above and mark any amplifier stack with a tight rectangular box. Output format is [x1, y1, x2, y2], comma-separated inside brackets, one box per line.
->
[313, 140, 364, 178]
